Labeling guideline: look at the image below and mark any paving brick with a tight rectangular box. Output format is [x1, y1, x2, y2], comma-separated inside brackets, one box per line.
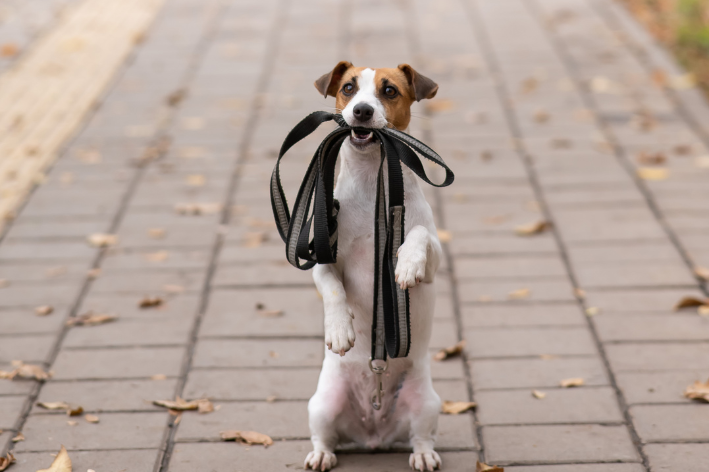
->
[89, 269, 206, 293]
[483, 424, 640, 465]
[437, 413, 478, 449]
[465, 327, 598, 358]
[616, 371, 708, 404]
[470, 357, 609, 390]
[184, 368, 320, 401]
[192, 339, 323, 368]
[430, 318, 458, 349]
[458, 280, 576, 303]
[630, 404, 709, 442]
[52, 347, 184, 379]
[606, 343, 709, 371]
[448, 233, 558, 257]
[594, 313, 709, 341]
[175, 400, 309, 440]
[169, 441, 478, 472]
[101, 247, 212, 270]
[36, 378, 178, 412]
[14, 412, 167, 451]
[0, 308, 66, 334]
[456, 255, 567, 279]
[0, 396, 26, 429]
[476, 387, 623, 425]
[63, 316, 192, 348]
[12, 450, 159, 472]
[0, 283, 81, 308]
[78, 293, 200, 320]
[200, 288, 323, 337]
[583, 288, 705, 314]
[553, 208, 666, 243]
[0, 262, 90, 283]
[0, 335, 55, 363]
[573, 260, 696, 288]
[0, 242, 97, 261]
[430, 354, 466, 380]
[462, 303, 585, 327]
[645, 443, 709, 472]
[213, 261, 314, 286]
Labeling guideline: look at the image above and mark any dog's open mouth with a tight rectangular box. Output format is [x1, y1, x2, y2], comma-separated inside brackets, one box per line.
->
[350, 129, 375, 148]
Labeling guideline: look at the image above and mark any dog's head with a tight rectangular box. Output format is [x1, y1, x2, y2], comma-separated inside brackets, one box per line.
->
[315, 62, 438, 150]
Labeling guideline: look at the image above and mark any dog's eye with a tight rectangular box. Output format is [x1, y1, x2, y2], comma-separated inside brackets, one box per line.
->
[342, 83, 354, 95]
[384, 86, 398, 97]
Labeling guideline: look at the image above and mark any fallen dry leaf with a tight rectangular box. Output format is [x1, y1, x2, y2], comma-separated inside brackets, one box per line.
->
[532, 390, 546, 399]
[515, 220, 552, 236]
[0, 452, 15, 472]
[84, 414, 99, 424]
[175, 203, 220, 215]
[266, 395, 277, 403]
[35, 305, 54, 316]
[37, 445, 71, 472]
[166, 88, 187, 107]
[145, 250, 169, 262]
[243, 231, 266, 248]
[67, 406, 84, 417]
[477, 461, 504, 472]
[67, 421, 77, 426]
[0, 279, 9, 288]
[437, 229, 452, 243]
[11, 432, 24, 443]
[508, 288, 531, 300]
[6, 363, 50, 381]
[636, 151, 666, 166]
[139, 296, 164, 309]
[163, 284, 185, 294]
[86, 268, 101, 279]
[151, 374, 167, 381]
[148, 228, 166, 239]
[257, 308, 284, 318]
[433, 340, 466, 361]
[637, 167, 669, 181]
[480, 150, 493, 161]
[425, 99, 454, 113]
[46, 266, 68, 278]
[65, 312, 117, 327]
[137, 136, 171, 164]
[153, 396, 210, 411]
[197, 399, 214, 414]
[574, 288, 586, 300]
[560, 377, 584, 388]
[220, 430, 274, 446]
[684, 379, 709, 403]
[441, 401, 477, 414]
[585, 307, 600, 317]
[540, 354, 558, 360]
[673, 296, 709, 311]
[533, 110, 550, 123]
[520, 77, 538, 94]
[0, 43, 19, 57]
[186, 174, 206, 187]
[87, 233, 117, 248]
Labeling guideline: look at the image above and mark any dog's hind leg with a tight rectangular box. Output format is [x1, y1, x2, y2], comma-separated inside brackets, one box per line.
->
[405, 380, 442, 471]
[313, 264, 355, 356]
[305, 362, 347, 471]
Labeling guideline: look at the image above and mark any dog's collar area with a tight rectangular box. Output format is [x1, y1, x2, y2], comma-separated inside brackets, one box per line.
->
[270, 111, 454, 408]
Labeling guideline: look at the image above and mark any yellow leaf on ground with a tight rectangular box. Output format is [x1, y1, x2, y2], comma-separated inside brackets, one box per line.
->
[5, 363, 50, 381]
[11, 432, 24, 443]
[684, 379, 709, 402]
[148, 228, 166, 239]
[694, 267, 709, 281]
[243, 232, 267, 248]
[0, 452, 15, 472]
[86, 233, 117, 248]
[477, 460, 504, 472]
[637, 167, 669, 181]
[673, 296, 709, 311]
[515, 220, 552, 236]
[433, 340, 466, 361]
[0, 43, 19, 57]
[197, 399, 214, 414]
[532, 390, 546, 399]
[508, 288, 531, 300]
[139, 296, 164, 309]
[37, 445, 71, 472]
[145, 250, 169, 262]
[153, 397, 211, 411]
[84, 414, 99, 423]
[65, 313, 117, 327]
[35, 305, 54, 316]
[560, 377, 585, 388]
[37, 402, 70, 411]
[585, 307, 600, 317]
[441, 401, 477, 414]
[220, 430, 274, 446]
[151, 374, 167, 381]
[437, 229, 452, 243]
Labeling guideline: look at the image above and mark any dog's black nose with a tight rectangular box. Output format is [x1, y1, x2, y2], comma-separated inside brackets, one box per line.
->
[353, 103, 374, 122]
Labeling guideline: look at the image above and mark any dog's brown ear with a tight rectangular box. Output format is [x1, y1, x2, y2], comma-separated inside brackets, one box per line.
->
[314, 61, 354, 98]
[398, 64, 439, 101]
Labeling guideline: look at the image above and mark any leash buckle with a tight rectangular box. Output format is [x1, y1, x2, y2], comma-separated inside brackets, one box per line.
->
[368, 358, 388, 411]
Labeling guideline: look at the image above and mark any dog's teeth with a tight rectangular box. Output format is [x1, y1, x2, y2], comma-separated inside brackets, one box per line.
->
[351, 130, 356, 138]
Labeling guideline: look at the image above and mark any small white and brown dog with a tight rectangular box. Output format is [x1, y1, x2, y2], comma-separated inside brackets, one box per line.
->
[304, 61, 444, 472]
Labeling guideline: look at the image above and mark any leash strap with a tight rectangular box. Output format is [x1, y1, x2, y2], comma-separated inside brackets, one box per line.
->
[270, 111, 454, 360]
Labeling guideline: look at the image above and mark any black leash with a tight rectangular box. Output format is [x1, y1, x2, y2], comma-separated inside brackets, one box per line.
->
[270, 111, 454, 367]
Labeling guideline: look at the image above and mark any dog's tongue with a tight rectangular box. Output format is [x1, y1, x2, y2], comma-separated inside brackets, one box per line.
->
[356, 132, 369, 139]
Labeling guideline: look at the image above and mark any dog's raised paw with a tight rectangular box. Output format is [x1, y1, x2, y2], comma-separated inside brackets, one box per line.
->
[409, 451, 441, 471]
[305, 450, 337, 471]
[324, 306, 355, 355]
[395, 246, 427, 290]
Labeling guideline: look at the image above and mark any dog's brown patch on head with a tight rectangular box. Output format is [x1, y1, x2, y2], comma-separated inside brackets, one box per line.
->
[315, 62, 439, 131]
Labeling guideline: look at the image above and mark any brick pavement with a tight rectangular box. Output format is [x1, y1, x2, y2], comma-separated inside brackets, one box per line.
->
[1, 0, 709, 470]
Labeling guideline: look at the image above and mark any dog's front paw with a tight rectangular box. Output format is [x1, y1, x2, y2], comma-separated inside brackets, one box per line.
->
[395, 244, 427, 290]
[409, 451, 441, 471]
[305, 450, 337, 471]
[324, 306, 355, 356]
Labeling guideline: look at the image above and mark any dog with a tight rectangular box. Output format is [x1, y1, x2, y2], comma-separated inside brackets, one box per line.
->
[304, 61, 444, 472]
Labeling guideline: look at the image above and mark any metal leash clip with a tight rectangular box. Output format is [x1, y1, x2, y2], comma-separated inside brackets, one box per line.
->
[368, 358, 389, 410]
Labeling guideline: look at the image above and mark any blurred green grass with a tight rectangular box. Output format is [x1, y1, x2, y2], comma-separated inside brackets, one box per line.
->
[619, 0, 709, 95]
